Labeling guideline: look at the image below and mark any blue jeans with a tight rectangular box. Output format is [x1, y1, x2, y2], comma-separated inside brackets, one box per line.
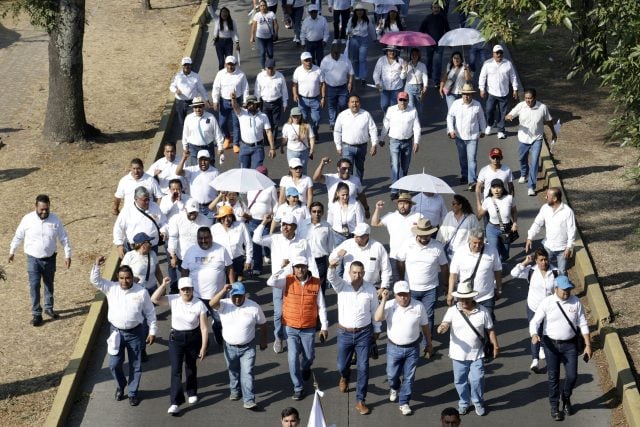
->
[214, 37, 233, 70]
[273, 287, 284, 341]
[239, 143, 266, 169]
[445, 93, 461, 110]
[486, 222, 510, 263]
[298, 96, 320, 136]
[542, 335, 578, 410]
[291, 6, 304, 40]
[380, 88, 400, 113]
[452, 358, 485, 410]
[287, 148, 310, 176]
[469, 43, 490, 73]
[400, 0, 410, 17]
[223, 340, 257, 403]
[341, 143, 367, 180]
[545, 246, 568, 276]
[411, 288, 438, 338]
[337, 325, 372, 402]
[518, 138, 543, 190]
[169, 328, 202, 405]
[305, 39, 324, 66]
[389, 138, 413, 195]
[256, 37, 274, 70]
[326, 84, 348, 126]
[477, 297, 496, 322]
[219, 98, 241, 145]
[386, 341, 419, 405]
[527, 307, 544, 359]
[485, 94, 510, 133]
[425, 45, 444, 83]
[349, 35, 369, 80]
[454, 138, 478, 183]
[109, 324, 144, 397]
[286, 326, 316, 392]
[26, 254, 56, 316]
[404, 83, 423, 116]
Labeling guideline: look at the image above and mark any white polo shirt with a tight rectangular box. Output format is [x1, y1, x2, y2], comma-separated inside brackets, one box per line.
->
[450, 245, 502, 302]
[293, 64, 324, 98]
[320, 54, 354, 87]
[380, 211, 422, 259]
[182, 243, 232, 299]
[255, 70, 289, 105]
[530, 294, 588, 340]
[396, 238, 447, 291]
[329, 238, 391, 289]
[384, 299, 429, 345]
[477, 165, 513, 199]
[237, 109, 271, 144]
[323, 173, 362, 204]
[327, 267, 381, 333]
[442, 303, 493, 361]
[217, 298, 266, 345]
[114, 172, 163, 207]
[168, 294, 208, 331]
[507, 100, 552, 144]
[183, 165, 219, 204]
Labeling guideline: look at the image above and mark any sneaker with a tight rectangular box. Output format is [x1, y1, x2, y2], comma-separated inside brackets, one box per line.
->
[263, 256, 271, 265]
[389, 388, 398, 402]
[475, 404, 486, 416]
[273, 338, 284, 354]
[230, 393, 241, 401]
[528, 188, 536, 196]
[518, 176, 526, 184]
[244, 401, 258, 410]
[539, 348, 546, 360]
[530, 358, 539, 372]
[355, 401, 370, 415]
[188, 395, 198, 404]
[292, 390, 304, 401]
[458, 406, 469, 415]
[399, 404, 412, 415]
[497, 132, 506, 139]
[467, 182, 476, 191]
[484, 126, 492, 135]
[167, 404, 180, 415]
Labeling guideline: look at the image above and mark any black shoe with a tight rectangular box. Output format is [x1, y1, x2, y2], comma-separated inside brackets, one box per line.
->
[129, 396, 140, 406]
[114, 388, 125, 401]
[141, 350, 149, 363]
[459, 177, 468, 185]
[551, 409, 564, 421]
[292, 390, 304, 401]
[361, 79, 366, 87]
[467, 182, 476, 191]
[562, 398, 573, 416]
[31, 315, 43, 326]
[302, 368, 311, 381]
[44, 309, 60, 319]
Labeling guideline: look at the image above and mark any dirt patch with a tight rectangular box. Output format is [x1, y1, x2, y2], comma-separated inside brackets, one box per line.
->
[0, 1, 198, 425]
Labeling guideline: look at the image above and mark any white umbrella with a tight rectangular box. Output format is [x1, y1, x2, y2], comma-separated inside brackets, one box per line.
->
[390, 171, 455, 194]
[438, 28, 485, 47]
[211, 168, 275, 192]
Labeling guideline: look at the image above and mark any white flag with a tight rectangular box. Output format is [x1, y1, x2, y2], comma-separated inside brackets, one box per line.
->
[307, 390, 328, 427]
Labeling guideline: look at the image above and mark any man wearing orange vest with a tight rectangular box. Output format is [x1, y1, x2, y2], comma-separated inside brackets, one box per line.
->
[267, 256, 329, 401]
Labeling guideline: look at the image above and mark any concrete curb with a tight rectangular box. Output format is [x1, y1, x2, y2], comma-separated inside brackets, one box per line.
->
[43, 2, 209, 426]
[540, 145, 640, 427]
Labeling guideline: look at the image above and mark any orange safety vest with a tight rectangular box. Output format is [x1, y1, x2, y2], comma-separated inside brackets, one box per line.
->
[282, 274, 321, 329]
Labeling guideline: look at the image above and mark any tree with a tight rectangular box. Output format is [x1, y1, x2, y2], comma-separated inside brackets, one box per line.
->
[5, 0, 99, 143]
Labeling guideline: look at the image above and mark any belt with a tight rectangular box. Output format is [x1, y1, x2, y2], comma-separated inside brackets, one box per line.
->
[341, 142, 366, 147]
[388, 338, 420, 348]
[545, 336, 577, 345]
[113, 323, 141, 332]
[226, 340, 254, 348]
[242, 140, 263, 147]
[262, 98, 282, 104]
[29, 252, 57, 261]
[171, 327, 200, 335]
[339, 324, 370, 333]
[301, 95, 320, 100]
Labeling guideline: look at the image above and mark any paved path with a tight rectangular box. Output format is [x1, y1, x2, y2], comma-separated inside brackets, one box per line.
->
[68, 2, 609, 426]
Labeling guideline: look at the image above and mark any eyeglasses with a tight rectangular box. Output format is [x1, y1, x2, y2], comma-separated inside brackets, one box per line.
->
[495, 51, 504, 55]
[398, 98, 409, 102]
[339, 167, 350, 171]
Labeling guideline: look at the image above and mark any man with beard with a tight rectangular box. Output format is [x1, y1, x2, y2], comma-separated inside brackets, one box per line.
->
[113, 158, 163, 215]
[181, 96, 225, 165]
[176, 150, 220, 221]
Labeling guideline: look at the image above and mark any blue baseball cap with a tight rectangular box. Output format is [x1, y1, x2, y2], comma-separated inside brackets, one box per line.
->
[286, 187, 300, 197]
[230, 282, 246, 296]
[132, 232, 152, 244]
[554, 275, 575, 290]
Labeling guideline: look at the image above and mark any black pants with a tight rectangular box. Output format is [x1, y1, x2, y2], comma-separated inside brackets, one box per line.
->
[261, 98, 283, 142]
[169, 327, 202, 405]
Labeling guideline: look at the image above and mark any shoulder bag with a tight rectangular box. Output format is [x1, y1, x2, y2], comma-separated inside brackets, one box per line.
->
[456, 308, 494, 358]
[491, 197, 519, 244]
[556, 301, 586, 354]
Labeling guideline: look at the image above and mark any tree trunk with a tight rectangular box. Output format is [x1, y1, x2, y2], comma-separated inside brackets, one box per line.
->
[142, 0, 151, 10]
[43, 0, 97, 143]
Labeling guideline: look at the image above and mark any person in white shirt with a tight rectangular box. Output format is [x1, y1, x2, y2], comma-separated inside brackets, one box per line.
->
[328, 259, 381, 415]
[255, 58, 288, 143]
[9, 194, 71, 325]
[476, 178, 518, 262]
[281, 109, 316, 175]
[292, 51, 326, 136]
[301, 4, 329, 65]
[212, 56, 250, 149]
[151, 277, 209, 416]
[279, 157, 314, 206]
[333, 94, 378, 180]
[146, 142, 182, 194]
[437, 280, 499, 417]
[529, 276, 591, 421]
[113, 158, 163, 215]
[209, 191, 248, 223]
[475, 147, 514, 204]
[329, 0, 353, 43]
[439, 51, 473, 110]
[436, 195, 479, 262]
[313, 156, 370, 214]
[320, 43, 354, 129]
[210, 282, 268, 410]
[346, 4, 376, 83]
[232, 93, 277, 169]
[511, 248, 558, 372]
[297, 201, 335, 295]
[448, 228, 503, 320]
[396, 218, 448, 340]
[169, 56, 209, 133]
[326, 182, 365, 246]
[90, 256, 158, 406]
[371, 192, 422, 281]
[181, 96, 225, 165]
[329, 222, 391, 289]
[250, 1, 279, 69]
[176, 150, 220, 221]
[411, 192, 447, 226]
[159, 179, 188, 221]
[121, 232, 163, 294]
[525, 187, 576, 275]
[506, 88, 557, 195]
[380, 92, 420, 198]
[212, 7, 240, 70]
[404, 48, 428, 116]
[478, 44, 519, 139]
[447, 83, 486, 190]
[246, 165, 278, 274]
[211, 205, 253, 281]
[167, 199, 212, 294]
[374, 281, 431, 416]
[375, 6, 404, 38]
[272, 187, 310, 233]
[373, 45, 406, 113]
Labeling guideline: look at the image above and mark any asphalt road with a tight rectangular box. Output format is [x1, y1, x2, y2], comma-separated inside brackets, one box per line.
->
[68, 2, 609, 426]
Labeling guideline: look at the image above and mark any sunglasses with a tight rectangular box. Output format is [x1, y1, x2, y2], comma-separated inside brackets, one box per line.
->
[398, 98, 409, 102]
[491, 156, 501, 160]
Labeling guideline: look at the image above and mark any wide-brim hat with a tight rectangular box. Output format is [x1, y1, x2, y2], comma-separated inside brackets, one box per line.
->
[461, 83, 476, 94]
[394, 192, 415, 204]
[411, 218, 438, 236]
[353, 2, 367, 10]
[216, 205, 235, 218]
[383, 45, 400, 52]
[243, 95, 259, 106]
[451, 279, 479, 299]
[190, 96, 206, 106]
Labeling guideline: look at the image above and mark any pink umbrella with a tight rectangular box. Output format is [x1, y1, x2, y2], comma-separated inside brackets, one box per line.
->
[380, 31, 436, 47]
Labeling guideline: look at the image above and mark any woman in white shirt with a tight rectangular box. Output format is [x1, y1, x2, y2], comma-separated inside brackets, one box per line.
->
[121, 232, 163, 293]
[326, 182, 365, 246]
[151, 277, 208, 416]
[272, 187, 310, 233]
[375, 6, 404, 38]
[278, 157, 314, 208]
[246, 165, 278, 273]
[213, 7, 240, 70]
[280, 107, 315, 174]
[211, 206, 253, 281]
[346, 4, 376, 85]
[439, 51, 473, 110]
[476, 179, 518, 262]
[404, 48, 429, 117]
[436, 195, 479, 262]
[250, 1, 279, 69]
[208, 191, 248, 223]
